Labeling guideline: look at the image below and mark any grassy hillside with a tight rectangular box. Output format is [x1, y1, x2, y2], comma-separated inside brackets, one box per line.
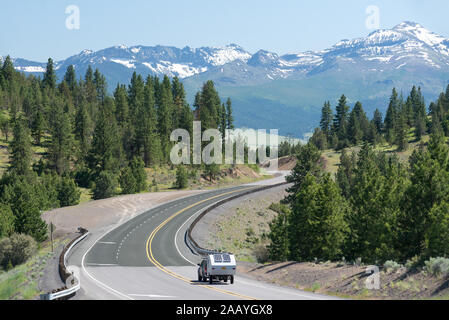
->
[321, 129, 431, 175]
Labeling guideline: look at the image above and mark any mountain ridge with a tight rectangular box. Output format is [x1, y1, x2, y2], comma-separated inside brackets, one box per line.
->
[3, 21, 449, 138]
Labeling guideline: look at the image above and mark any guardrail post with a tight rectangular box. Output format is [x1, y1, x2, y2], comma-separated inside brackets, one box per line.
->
[41, 228, 89, 300]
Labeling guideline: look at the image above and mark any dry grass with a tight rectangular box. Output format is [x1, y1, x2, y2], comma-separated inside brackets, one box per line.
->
[321, 131, 432, 175]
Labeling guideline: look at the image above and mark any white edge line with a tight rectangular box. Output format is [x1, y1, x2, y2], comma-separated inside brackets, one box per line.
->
[173, 187, 329, 301]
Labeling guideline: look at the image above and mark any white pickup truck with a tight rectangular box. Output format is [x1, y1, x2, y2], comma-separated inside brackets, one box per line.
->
[198, 253, 236, 284]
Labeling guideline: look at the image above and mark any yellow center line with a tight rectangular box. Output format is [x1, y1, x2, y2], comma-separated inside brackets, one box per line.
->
[145, 188, 258, 300]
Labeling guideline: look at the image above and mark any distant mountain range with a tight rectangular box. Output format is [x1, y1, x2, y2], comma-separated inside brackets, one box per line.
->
[3, 21, 449, 137]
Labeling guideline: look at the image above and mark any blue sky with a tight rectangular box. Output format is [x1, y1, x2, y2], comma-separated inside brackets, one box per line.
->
[1, 0, 449, 61]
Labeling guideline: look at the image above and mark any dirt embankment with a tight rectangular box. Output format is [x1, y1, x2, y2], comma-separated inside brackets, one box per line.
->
[43, 190, 205, 238]
[238, 261, 449, 300]
[192, 184, 449, 300]
[262, 156, 297, 171]
[147, 164, 266, 192]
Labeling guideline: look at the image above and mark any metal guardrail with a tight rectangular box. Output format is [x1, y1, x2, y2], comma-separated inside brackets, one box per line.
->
[186, 182, 289, 257]
[41, 229, 89, 300]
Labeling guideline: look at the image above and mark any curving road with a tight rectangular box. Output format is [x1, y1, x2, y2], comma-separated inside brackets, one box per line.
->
[67, 174, 337, 300]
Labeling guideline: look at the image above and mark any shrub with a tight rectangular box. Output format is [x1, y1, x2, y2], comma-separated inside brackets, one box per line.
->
[120, 166, 137, 194]
[405, 256, 421, 270]
[384, 260, 402, 273]
[129, 157, 147, 192]
[0, 234, 37, 269]
[93, 171, 118, 200]
[175, 166, 188, 189]
[57, 176, 81, 207]
[254, 245, 270, 264]
[424, 257, 449, 277]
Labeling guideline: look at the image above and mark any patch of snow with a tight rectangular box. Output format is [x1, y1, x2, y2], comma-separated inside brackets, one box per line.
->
[110, 58, 136, 69]
[142, 61, 207, 78]
[15, 66, 46, 73]
[364, 56, 393, 62]
[81, 49, 93, 55]
[205, 45, 251, 66]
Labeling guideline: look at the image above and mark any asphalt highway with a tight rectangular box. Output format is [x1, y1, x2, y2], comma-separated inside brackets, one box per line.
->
[67, 176, 338, 300]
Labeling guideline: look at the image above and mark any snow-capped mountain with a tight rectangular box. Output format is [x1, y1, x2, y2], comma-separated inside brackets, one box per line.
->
[8, 43, 252, 80]
[8, 22, 449, 83]
[4, 22, 449, 137]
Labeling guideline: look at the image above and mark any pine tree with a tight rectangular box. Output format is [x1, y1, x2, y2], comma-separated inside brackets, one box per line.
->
[88, 98, 124, 175]
[84, 66, 96, 104]
[93, 171, 118, 200]
[289, 173, 348, 262]
[157, 76, 174, 161]
[425, 201, 449, 257]
[394, 112, 408, 151]
[3, 177, 48, 242]
[320, 101, 333, 138]
[220, 103, 227, 144]
[43, 58, 56, 90]
[372, 109, 383, 134]
[9, 118, 32, 176]
[93, 69, 107, 104]
[336, 149, 355, 199]
[171, 77, 185, 130]
[74, 102, 92, 160]
[398, 133, 449, 260]
[413, 87, 427, 141]
[64, 65, 77, 92]
[120, 166, 137, 194]
[130, 156, 147, 192]
[348, 101, 369, 145]
[345, 144, 402, 262]
[141, 77, 161, 166]
[267, 204, 290, 261]
[333, 95, 350, 145]
[175, 166, 189, 189]
[30, 105, 44, 145]
[1, 56, 15, 90]
[197, 81, 221, 130]
[385, 88, 399, 143]
[114, 84, 130, 126]
[57, 176, 81, 207]
[285, 143, 322, 204]
[47, 100, 74, 175]
[225, 98, 234, 130]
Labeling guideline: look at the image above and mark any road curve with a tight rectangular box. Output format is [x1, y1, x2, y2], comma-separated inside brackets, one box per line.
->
[67, 177, 338, 300]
